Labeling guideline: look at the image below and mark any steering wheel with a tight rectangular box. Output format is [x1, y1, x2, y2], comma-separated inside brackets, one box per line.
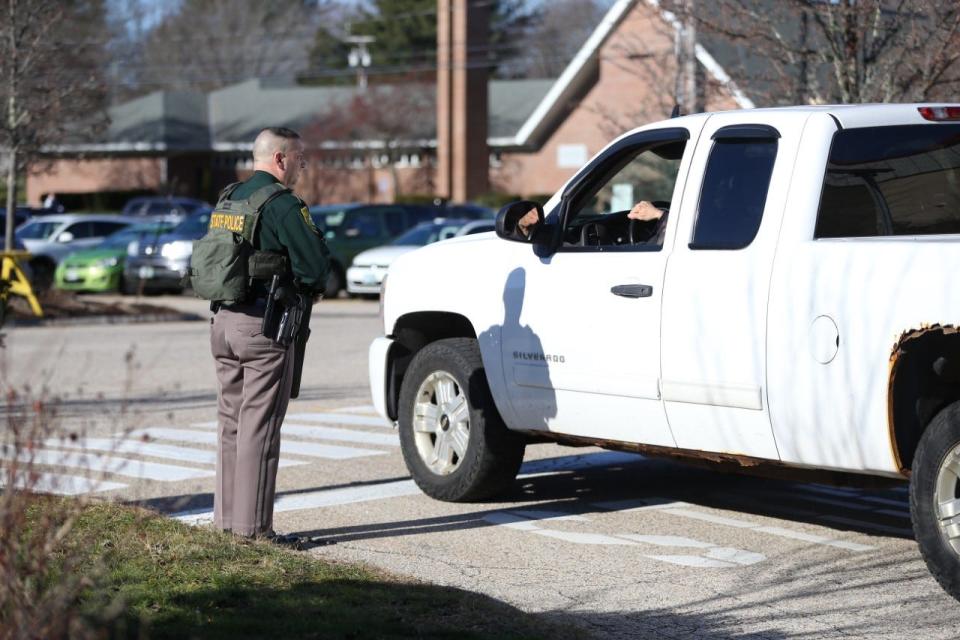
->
[628, 201, 670, 244]
[581, 222, 607, 246]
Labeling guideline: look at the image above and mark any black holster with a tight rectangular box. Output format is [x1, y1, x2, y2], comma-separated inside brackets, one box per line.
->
[261, 275, 283, 338]
[289, 298, 313, 399]
[261, 276, 314, 399]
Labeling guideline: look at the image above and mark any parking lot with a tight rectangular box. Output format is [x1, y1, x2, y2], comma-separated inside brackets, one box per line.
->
[4, 296, 960, 639]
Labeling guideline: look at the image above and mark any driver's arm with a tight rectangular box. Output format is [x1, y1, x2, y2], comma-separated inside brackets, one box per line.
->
[517, 208, 540, 238]
[627, 201, 665, 221]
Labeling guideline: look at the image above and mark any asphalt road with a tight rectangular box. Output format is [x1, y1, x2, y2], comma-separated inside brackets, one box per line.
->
[3, 296, 960, 639]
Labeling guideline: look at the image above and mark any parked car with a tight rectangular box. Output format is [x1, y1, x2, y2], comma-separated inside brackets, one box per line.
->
[442, 202, 495, 219]
[15, 214, 136, 289]
[54, 221, 175, 293]
[370, 103, 960, 602]
[122, 208, 211, 294]
[310, 203, 490, 297]
[121, 196, 210, 223]
[0, 207, 36, 247]
[346, 218, 495, 296]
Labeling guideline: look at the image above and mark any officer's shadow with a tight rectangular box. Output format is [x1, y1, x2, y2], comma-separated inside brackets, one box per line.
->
[478, 267, 557, 431]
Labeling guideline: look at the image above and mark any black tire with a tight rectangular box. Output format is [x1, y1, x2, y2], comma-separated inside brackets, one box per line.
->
[398, 338, 525, 502]
[911, 400, 960, 602]
[121, 277, 139, 296]
[29, 258, 55, 292]
[325, 263, 344, 299]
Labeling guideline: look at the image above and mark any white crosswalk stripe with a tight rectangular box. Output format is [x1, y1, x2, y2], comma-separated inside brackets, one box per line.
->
[131, 428, 388, 460]
[173, 451, 656, 524]
[332, 405, 378, 414]
[45, 437, 306, 469]
[284, 413, 394, 428]
[1, 448, 213, 482]
[8, 471, 127, 495]
[10, 412, 398, 496]
[481, 510, 767, 568]
[282, 424, 398, 446]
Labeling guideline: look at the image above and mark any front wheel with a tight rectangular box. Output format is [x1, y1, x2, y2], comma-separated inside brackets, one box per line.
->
[911, 400, 960, 602]
[398, 338, 525, 502]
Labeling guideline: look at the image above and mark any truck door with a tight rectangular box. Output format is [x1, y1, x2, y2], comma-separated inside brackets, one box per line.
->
[659, 113, 805, 460]
[499, 124, 701, 447]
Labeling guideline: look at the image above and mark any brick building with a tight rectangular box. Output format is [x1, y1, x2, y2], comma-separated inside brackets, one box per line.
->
[28, 0, 750, 208]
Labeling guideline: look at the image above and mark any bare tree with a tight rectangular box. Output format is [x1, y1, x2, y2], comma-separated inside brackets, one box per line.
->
[1, 0, 109, 251]
[301, 83, 435, 201]
[674, 0, 960, 105]
[103, 0, 172, 102]
[519, 0, 609, 78]
[583, 3, 691, 136]
[135, 0, 335, 92]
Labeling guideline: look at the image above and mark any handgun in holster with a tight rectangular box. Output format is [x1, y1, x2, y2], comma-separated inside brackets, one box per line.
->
[276, 293, 305, 348]
[261, 275, 283, 339]
[262, 276, 319, 399]
[289, 294, 314, 399]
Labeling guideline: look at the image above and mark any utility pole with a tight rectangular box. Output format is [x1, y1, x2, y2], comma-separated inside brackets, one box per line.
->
[676, 0, 697, 114]
[436, 0, 489, 202]
[346, 35, 374, 91]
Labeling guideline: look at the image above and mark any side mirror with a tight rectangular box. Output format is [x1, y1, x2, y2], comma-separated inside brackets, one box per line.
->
[57, 231, 74, 243]
[495, 200, 544, 244]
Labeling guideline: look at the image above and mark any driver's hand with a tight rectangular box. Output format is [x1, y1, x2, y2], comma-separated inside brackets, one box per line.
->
[627, 201, 664, 221]
[517, 208, 540, 237]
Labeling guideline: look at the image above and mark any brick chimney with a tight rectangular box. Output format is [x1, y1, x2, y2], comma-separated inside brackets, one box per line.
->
[436, 0, 489, 202]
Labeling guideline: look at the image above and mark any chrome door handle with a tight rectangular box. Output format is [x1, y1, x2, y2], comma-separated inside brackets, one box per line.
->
[611, 284, 653, 298]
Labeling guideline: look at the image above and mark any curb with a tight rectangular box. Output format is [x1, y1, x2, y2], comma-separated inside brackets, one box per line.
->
[6, 312, 205, 328]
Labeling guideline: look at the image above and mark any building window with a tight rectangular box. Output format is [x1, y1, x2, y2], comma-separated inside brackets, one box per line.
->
[557, 144, 588, 169]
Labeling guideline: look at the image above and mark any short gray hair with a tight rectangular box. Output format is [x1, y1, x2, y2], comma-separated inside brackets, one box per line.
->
[252, 127, 302, 162]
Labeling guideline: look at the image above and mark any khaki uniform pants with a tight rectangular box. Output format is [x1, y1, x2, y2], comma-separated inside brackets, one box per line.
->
[210, 306, 294, 536]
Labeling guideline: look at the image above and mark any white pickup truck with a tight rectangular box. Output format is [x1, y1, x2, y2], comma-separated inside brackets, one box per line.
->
[368, 104, 960, 600]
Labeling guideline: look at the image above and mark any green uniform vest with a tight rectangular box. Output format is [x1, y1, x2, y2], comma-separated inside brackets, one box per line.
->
[189, 182, 292, 303]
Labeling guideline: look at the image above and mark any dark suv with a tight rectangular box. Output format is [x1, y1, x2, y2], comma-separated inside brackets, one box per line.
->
[309, 203, 492, 297]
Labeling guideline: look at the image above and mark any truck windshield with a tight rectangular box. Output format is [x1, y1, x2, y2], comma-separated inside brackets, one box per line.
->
[816, 124, 960, 237]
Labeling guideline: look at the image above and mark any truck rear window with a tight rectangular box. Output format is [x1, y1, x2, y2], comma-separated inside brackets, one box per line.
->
[816, 124, 960, 238]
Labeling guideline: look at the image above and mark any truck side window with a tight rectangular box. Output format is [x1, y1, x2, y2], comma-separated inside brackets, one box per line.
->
[691, 139, 777, 250]
[563, 140, 686, 250]
[815, 124, 960, 238]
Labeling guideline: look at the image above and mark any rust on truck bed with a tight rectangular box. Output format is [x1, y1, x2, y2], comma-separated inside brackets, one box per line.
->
[529, 432, 904, 489]
[889, 324, 960, 476]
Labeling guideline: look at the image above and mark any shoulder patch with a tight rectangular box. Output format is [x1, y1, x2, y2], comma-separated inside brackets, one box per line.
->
[300, 206, 321, 235]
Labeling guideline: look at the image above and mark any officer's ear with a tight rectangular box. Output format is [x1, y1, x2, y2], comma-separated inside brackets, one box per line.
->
[275, 151, 285, 169]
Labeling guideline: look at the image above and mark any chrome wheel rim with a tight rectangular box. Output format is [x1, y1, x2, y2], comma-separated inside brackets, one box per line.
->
[411, 371, 470, 475]
[934, 443, 960, 553]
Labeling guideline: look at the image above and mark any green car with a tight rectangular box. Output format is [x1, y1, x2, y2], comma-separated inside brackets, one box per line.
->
[55, 222, 174, 293]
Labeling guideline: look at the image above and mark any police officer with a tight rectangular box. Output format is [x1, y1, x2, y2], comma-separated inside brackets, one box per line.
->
[209, 126, 328, 540]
